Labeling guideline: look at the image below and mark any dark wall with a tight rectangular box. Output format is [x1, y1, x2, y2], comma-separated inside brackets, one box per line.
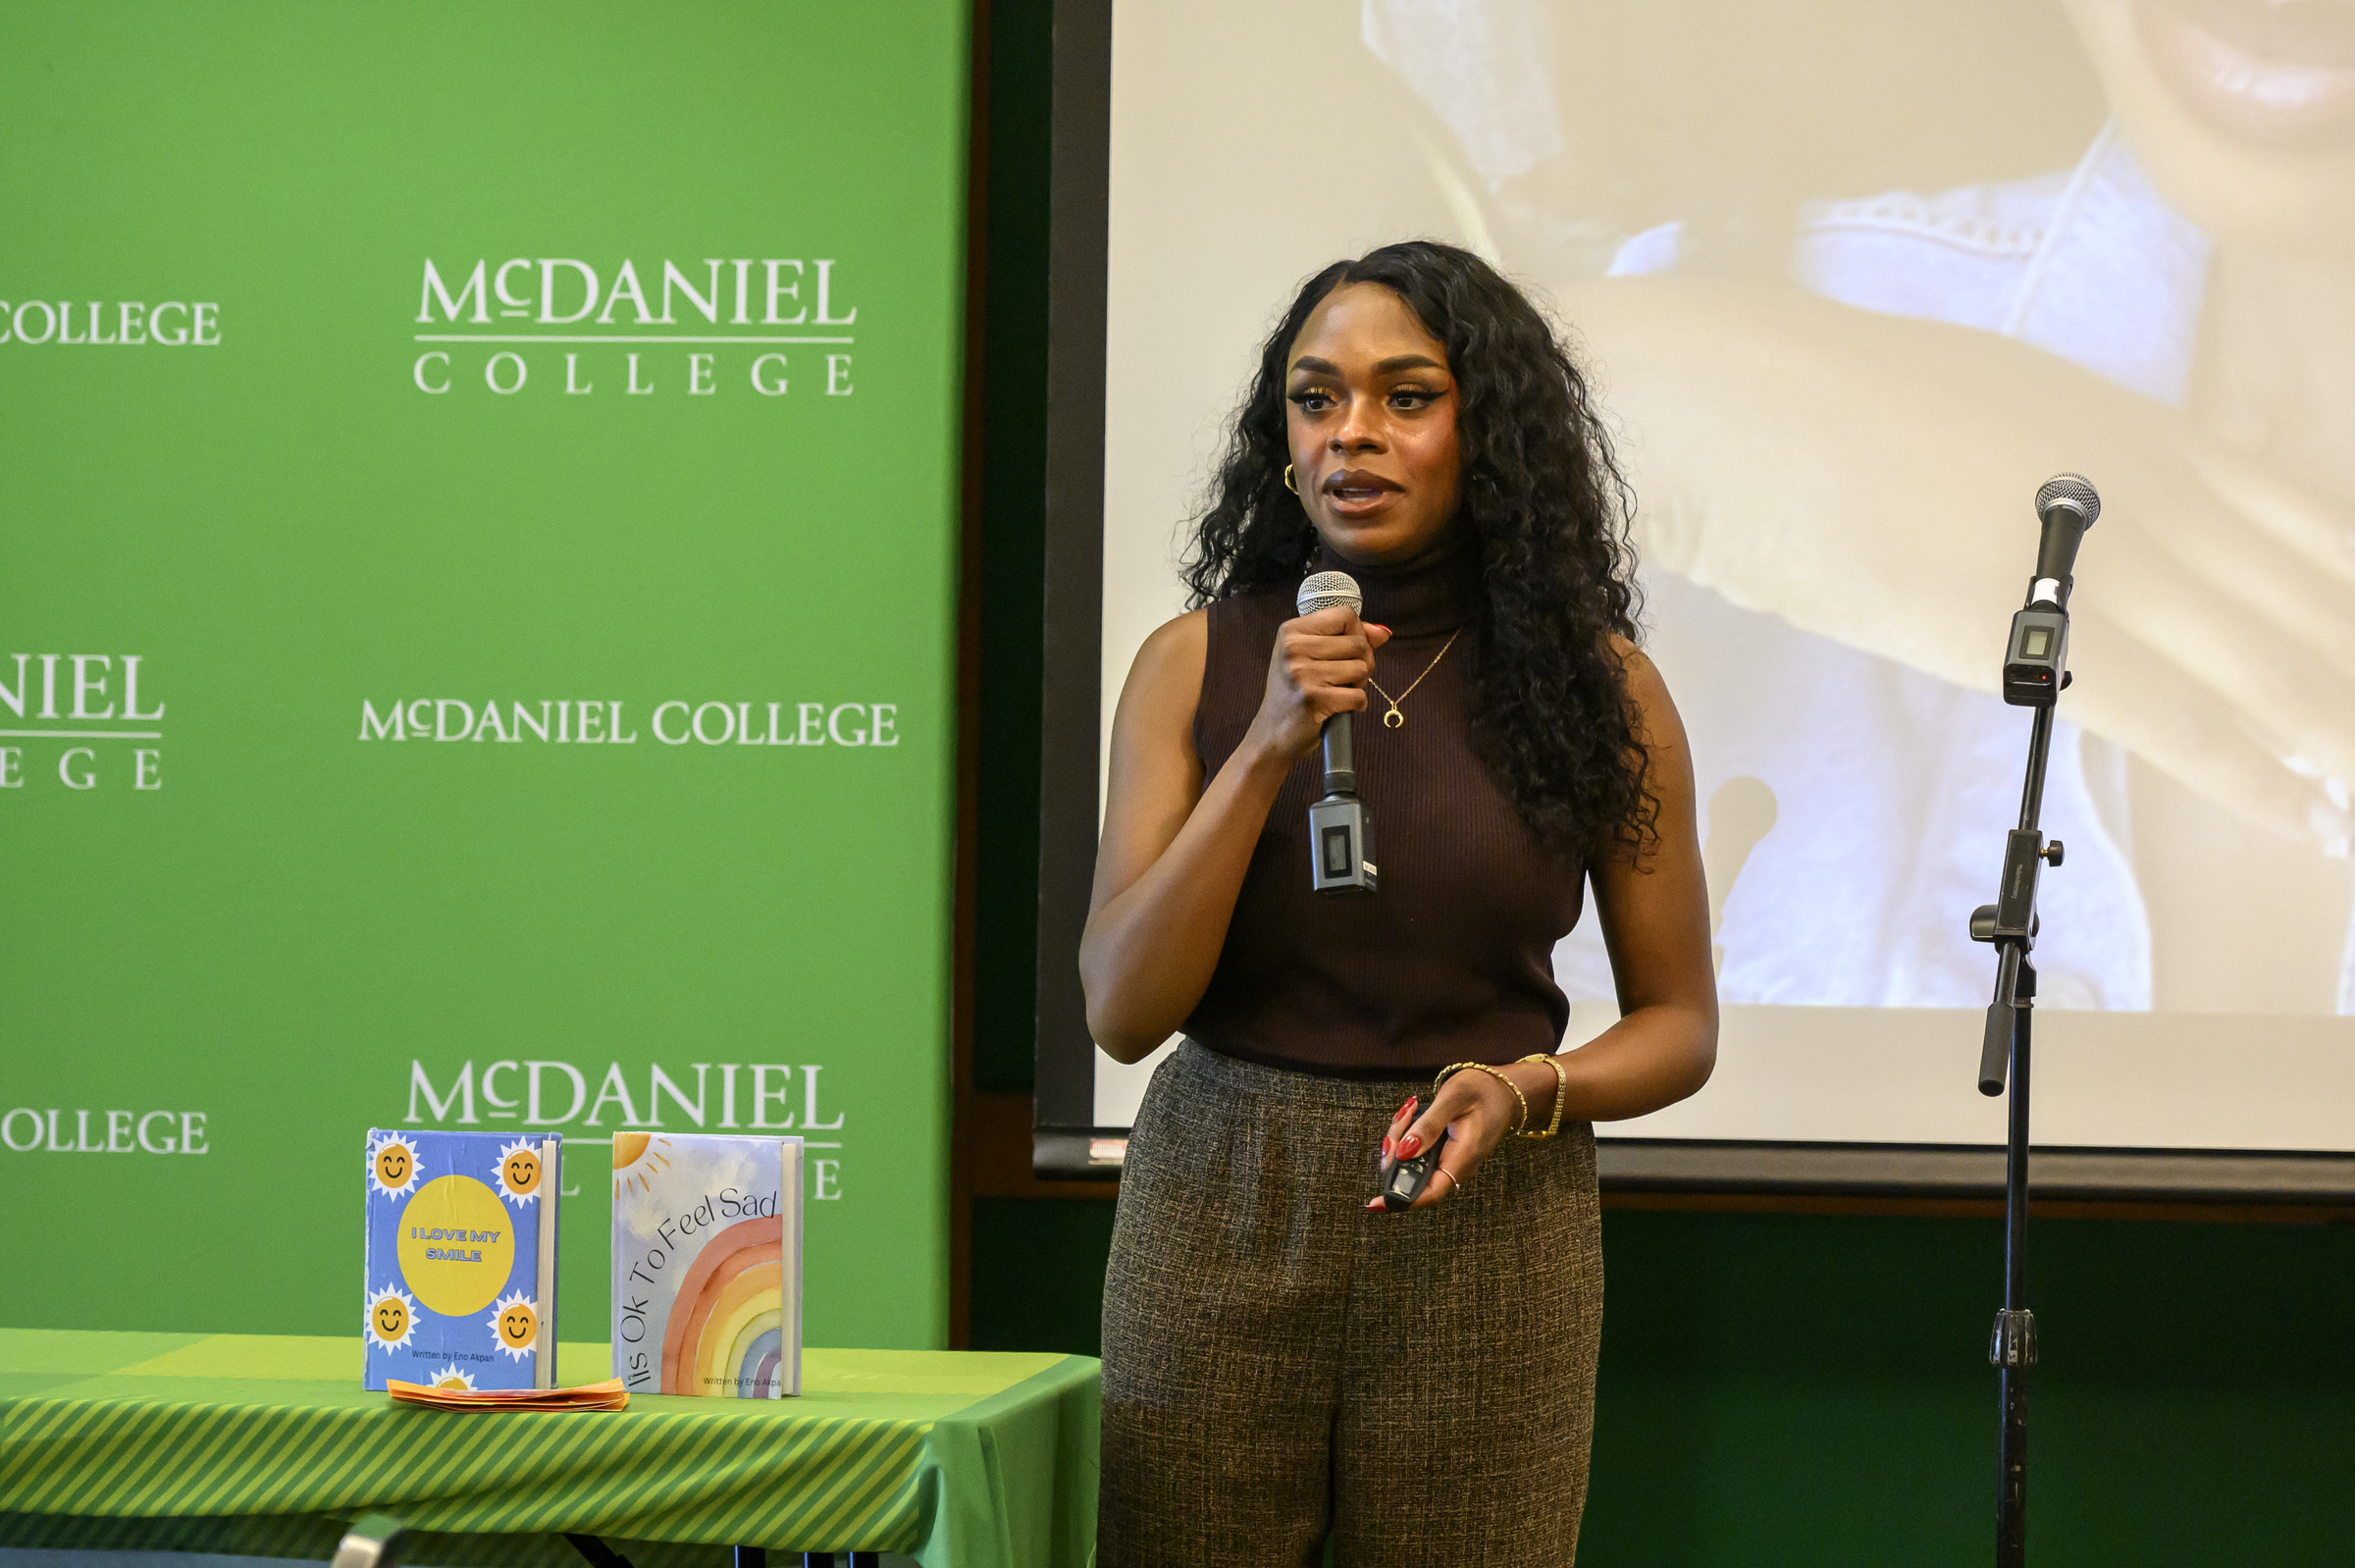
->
[962, 4, 2355, 1560]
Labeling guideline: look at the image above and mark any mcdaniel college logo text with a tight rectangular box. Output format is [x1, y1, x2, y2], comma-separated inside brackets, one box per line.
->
[410, 257, 857, 399]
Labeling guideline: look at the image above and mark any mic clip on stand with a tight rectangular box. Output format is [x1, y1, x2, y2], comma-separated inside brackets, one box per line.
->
[1967, 481, 2092, 1568]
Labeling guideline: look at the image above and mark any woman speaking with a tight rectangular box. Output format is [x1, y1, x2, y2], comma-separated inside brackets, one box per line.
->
[1081, 240, 1718, 1563]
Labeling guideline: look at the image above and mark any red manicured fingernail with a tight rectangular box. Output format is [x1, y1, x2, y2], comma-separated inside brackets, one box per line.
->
[1382, 1134, 1392, 1157]
[1370, 623, 1390, 634]
[1397, 1133, 1421, 1158]
[1366, 1197, 1385, 1210]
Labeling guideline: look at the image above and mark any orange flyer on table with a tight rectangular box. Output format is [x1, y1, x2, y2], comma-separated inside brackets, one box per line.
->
[387, 1377, 627, 1412]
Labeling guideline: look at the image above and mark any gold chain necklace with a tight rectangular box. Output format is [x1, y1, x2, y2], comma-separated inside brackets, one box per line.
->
[1367, 628, 1462, 728]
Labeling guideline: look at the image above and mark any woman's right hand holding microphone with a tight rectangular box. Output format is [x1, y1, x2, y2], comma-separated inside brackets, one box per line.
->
[1242, 603, 1392, 767]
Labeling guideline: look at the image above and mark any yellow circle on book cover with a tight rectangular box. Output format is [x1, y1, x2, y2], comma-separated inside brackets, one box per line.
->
[394, 1175, 518, 1316]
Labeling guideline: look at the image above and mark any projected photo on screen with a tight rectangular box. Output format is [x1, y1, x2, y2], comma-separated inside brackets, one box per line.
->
[1072, 0, 2355, 1164]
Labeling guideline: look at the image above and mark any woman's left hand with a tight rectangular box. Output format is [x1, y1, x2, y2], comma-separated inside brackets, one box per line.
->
[1369, 1063, 1550, 1211]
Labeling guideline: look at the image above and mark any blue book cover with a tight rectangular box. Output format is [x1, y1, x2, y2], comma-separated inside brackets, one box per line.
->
[362, 1128, 560, 1391]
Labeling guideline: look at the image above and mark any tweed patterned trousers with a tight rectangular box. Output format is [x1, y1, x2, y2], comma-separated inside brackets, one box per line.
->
[1099, 1039, 1603, 1566]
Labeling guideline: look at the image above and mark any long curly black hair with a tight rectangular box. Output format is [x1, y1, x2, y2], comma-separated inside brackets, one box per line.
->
[1181, 239, 1655, 858]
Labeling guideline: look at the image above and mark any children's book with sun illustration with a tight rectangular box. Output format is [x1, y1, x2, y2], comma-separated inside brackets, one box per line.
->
[610, 1131, 804, 1397]
[363, 1128, 561, 1392]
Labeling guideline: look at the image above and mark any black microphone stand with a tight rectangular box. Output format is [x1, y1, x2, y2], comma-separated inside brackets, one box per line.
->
[1969, 474, 2095, 1568]
[1971, 703, 2060, 1568]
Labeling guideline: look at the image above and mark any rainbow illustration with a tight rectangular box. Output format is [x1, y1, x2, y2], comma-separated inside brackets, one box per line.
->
[658, 1215, 784, 1396]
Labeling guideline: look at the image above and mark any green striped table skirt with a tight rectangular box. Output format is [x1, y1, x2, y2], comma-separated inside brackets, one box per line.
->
[0, 1331, 1098, 1568]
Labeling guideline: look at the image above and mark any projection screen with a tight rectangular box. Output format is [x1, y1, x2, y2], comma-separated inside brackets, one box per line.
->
[1036, 0, 2355, 1196]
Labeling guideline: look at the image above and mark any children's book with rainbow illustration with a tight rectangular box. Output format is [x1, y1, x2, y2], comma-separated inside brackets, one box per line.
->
[610, 1132, 804, 1397]
[362, 1128, 561, 1392]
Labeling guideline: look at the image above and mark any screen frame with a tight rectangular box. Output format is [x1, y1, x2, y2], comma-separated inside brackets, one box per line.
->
[1026, 0, 2355, 1206]
[1033, 0, 1112, 1137]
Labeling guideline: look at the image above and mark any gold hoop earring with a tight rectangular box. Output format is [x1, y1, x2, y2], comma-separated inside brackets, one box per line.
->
[1283, 464, 1297, 494]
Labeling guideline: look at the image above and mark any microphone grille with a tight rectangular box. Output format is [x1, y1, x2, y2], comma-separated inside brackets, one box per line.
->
[1296, 570, 1362, 617]
[2036, 473, 2101, 527]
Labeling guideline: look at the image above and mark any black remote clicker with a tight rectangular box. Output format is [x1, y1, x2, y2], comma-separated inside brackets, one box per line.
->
[1378, 1125, 1450, 1212]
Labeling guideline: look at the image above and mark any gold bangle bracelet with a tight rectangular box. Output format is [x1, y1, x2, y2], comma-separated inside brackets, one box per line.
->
[1436, 1061, 1529, 1136]
[1517, 1053, 1567, 1138]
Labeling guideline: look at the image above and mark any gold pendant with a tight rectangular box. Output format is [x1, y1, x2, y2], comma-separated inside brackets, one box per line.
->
[1383, 706, 1405, 729]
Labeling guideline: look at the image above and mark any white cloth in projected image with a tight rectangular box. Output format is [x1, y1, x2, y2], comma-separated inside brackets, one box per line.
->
[1356, 10, 2355, 1015]
[1565, 130, 2213, 1011]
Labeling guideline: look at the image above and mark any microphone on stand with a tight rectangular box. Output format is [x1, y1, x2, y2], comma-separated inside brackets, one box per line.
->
[1297, 571, 1378, 895]
[1966, 470, 2104, 1568]
[2003, 474, 2100, 706]
[2027, 473, 2101, 607]
[1983, 473, 2101, 1080]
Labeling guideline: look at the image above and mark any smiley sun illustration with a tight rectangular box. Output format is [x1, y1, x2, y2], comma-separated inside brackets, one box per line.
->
[494, 1138, 545, 1205]
[366, 1283, 418, 1352]
[488, 1290, 541, 1361]
[367, 1132, 423, 1200]
[429, 1362, 477, 1392]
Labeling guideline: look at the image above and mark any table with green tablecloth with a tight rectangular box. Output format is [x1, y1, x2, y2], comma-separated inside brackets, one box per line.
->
[0, 1332, 1097, 1568]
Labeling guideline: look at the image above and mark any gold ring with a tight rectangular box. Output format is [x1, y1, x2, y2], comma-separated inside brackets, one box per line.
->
[1435, 1167, 1461, 1194]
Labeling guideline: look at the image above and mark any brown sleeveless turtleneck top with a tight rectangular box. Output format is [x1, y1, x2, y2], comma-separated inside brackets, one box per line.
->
[1180, 543, 1587, 1078]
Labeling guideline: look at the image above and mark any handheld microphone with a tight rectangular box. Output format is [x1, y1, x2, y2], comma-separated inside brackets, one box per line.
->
[1296, 571, 1378, 895]
[2003, 474, 2099, 706]
[2028, 473, 2101, 607]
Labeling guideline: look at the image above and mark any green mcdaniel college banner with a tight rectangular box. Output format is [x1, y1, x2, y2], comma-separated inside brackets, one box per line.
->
[1, 4, 968, 1349]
